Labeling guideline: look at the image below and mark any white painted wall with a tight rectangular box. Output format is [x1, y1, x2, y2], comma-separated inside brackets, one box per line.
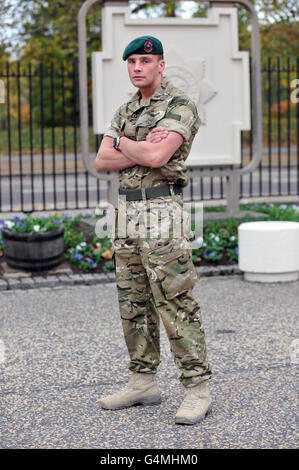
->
[92, 5, 251, 166]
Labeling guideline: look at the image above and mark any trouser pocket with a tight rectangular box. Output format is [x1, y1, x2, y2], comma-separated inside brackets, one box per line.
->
[114, 239, 150, 319]
[147, 238, 199, 302]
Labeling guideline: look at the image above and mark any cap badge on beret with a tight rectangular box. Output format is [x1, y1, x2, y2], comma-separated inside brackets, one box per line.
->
[144, 41, 153, 53]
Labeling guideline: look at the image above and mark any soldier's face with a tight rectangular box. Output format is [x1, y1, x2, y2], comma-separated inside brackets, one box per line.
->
[127, 54, 165, 89]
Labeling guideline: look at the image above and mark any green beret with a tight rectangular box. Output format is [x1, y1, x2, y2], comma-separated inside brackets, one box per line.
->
[122, 35, 163, 61]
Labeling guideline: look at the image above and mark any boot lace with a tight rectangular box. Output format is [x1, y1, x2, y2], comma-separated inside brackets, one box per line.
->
[180, 385, 210, 411]
[180, 389, 197, 410]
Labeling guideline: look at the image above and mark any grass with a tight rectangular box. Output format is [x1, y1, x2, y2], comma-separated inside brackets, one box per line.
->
[204, 202, 299, 222]
[0, 126, 101, 156]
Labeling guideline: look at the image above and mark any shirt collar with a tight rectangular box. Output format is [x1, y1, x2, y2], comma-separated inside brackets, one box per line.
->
[150, 76, 173, 100]
[128, 76, 173, 111]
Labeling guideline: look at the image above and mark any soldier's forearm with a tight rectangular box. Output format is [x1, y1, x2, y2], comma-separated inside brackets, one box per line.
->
[95, 148, 136, 171]
[119, 136, 158, 167]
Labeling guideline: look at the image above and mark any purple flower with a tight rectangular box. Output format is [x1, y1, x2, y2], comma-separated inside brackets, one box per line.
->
[74, 253, 82, 260]
[202, 252, 207, 258]
[41, 215, 46, 219]
[235, 247, 239, 255]
[63, 215, 68, 219]
[84, 212, 90, 217]
[53, 220, 60, 225]
[87, 258, 94, 264]
[18, 222, 24, 227]
[13, 216, 20, 220]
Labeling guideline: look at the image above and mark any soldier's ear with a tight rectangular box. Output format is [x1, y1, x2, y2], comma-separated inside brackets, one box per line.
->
[159, 60, 165, 73]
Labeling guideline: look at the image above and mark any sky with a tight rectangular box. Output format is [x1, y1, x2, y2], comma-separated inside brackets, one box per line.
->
[131, 1, 199, 18]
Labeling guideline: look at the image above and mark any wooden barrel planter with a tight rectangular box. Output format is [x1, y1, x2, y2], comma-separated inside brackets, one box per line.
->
[2, 225, 65, 271]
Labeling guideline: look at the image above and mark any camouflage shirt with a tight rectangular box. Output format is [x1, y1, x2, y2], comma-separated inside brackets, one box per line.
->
[104, 76, 200, 189]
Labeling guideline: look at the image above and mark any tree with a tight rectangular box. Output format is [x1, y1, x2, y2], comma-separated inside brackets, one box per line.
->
[192, 0, 298, 59]
[0, 0, 103, 67]
[131, 1, 185, 17]
[0, 1, 105, 127]
[0, 1, 18, 68]
[254, 0, 298, 23]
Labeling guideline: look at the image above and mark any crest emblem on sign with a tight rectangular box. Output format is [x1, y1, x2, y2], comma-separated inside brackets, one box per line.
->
[144, 41, 153, 52]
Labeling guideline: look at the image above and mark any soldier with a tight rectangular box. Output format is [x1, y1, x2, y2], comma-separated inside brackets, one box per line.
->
[95, 35, 212, 425]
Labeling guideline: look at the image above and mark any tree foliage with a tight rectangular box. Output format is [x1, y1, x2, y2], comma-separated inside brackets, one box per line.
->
[0, 0, 103, 68]
[0, 1, 297, 129]
[0, 1, 298, 66]
[192, 0, 298, 59]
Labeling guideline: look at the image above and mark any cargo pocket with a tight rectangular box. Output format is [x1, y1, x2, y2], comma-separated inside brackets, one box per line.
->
[115, 244, 151, 321]
[148, 242, 199, 302]
[114, 241, 149, 304]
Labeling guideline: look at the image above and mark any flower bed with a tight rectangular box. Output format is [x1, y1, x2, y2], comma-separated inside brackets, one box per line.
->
[191, 202, 299, 265]
[0, 203, 298, 276]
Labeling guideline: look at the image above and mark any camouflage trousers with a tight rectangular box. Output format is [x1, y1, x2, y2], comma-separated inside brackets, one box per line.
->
[112, 193, 212, 388]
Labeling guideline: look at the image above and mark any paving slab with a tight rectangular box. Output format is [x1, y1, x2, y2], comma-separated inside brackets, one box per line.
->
[32, 276, 52, 288]
[0, 279, 8, 290]
[0, 276, 297, 449]
[19, 278, 36, 289]
[6, 278, 21, 289]
[0, 261, 31, 279]
[71, 274, 85, 284]
[57, 275, 74, 286]
[43, 275, 61, 288]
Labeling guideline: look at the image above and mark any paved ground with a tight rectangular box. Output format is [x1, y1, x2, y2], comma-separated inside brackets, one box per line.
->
[0, 275, 297, 449]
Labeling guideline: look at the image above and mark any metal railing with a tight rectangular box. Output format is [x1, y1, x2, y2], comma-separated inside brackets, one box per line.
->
[0, 56, 298, 213]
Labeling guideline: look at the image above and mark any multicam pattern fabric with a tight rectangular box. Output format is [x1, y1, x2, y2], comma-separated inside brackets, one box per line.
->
[104, 76, 201, 189]
[113, 194, 212, 387]
[105, 75, 211, 388]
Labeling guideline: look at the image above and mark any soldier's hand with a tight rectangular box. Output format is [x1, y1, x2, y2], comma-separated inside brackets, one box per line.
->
[146, 127, 169, 143]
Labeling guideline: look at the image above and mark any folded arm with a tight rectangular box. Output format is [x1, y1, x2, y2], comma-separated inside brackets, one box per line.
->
[95, 130, 183, 172]
[95, 137, 137, 172]
[118, 132, 183, 168]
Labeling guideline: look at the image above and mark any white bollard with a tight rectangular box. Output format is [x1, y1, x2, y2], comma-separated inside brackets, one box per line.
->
[238, 221, 299, 282]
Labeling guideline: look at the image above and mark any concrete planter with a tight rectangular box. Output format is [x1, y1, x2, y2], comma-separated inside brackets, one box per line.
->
[238, 221, 299, 282]
[2, 226, 65, 271]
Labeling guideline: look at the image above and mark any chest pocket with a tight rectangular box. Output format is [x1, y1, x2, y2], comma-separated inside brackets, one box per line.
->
[135, 98, 171, 130]
[136, 109, 166, 128]
[119, 117, 136, 140]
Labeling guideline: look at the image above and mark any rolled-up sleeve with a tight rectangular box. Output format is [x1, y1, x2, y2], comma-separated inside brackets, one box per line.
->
[157, 98, 200, 141]
[103, 107, 122, 139]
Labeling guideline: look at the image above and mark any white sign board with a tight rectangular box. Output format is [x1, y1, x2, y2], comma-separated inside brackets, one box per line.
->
[92, 5, 250, 166]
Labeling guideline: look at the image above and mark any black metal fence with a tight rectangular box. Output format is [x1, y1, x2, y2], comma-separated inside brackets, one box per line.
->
[0, 56, 298, 213]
